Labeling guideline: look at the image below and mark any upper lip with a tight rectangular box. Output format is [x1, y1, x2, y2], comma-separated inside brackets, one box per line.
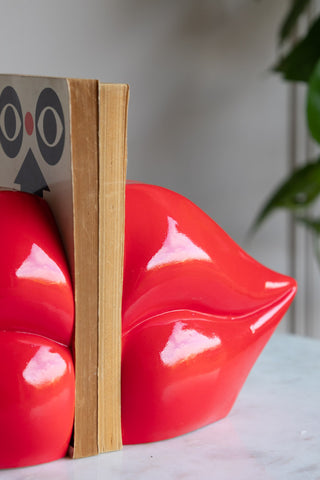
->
[122, 182, 297, 335]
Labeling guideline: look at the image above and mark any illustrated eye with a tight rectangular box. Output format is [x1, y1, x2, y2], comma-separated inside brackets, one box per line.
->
[36, 88, 65, 166]
[0, 104, 22, 142]
[37, 106, 64, 148]
[0, 87, 23, 158]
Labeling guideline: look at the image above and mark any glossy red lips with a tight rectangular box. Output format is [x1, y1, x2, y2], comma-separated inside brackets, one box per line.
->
[121, 183, 297, 444]
[0, 184, 297, 466]
[0, 190, 75, 468]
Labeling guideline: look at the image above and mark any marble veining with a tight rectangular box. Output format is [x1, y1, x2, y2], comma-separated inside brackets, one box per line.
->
[1, 333, 319, 480]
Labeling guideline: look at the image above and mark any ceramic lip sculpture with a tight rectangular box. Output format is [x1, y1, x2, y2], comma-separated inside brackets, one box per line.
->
[0, 183, 297, 467]
[121, 182, 297, 444]
[0, 190, 75, 469]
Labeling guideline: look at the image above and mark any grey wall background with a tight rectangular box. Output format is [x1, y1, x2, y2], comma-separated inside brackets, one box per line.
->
[0, 0, 303, 333]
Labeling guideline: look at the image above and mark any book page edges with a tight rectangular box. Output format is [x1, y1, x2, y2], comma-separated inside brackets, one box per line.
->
[98, 83, 129, 452]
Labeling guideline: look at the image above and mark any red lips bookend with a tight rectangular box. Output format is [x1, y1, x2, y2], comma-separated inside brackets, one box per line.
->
[0, 183, 297, 466]
[0, 190, 75, 468]
[122, 182, 297, 444]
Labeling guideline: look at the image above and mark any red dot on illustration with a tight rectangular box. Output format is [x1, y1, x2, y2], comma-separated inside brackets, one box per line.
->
[25, 112, 34, 136]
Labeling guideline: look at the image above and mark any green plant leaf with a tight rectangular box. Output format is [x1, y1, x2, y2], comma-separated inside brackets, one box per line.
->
[297, 216, 320, 234]
[297, 216, 320, 268]
[273, 15, 320, 82]
[279, 0, 312, 45]
[251, 158, 320, 233]
[307, 58, 320, 144]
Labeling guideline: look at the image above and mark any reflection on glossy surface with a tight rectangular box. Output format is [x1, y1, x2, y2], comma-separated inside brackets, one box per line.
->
[264, 280, 291, 289]
[121, 183, 297, 444]
[160, 322, 221, 367]
[0, 191, 75, 469]
[147, 217, 211, 270]
[249, 293, 293, 334]
[0, 332, 74, 469]
[23, 345, 67, 388]
[16, 243, 67, 285]
[0, 190, 74, 346]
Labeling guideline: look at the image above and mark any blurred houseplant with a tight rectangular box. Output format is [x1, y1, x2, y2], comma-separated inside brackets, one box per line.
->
[252, 0, 320, 263]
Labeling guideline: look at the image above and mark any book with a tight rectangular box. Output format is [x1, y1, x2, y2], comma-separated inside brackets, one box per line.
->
[0, 74, 129, 458]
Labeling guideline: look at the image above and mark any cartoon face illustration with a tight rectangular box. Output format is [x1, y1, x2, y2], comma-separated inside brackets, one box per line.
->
[0, 74, 74, 268]
[0, 84, 65, 195]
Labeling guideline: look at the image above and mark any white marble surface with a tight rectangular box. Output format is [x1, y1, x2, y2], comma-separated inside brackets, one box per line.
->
[1, 333, 319, 479]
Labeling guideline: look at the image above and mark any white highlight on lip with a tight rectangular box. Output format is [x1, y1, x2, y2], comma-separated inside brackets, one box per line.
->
[23, 346, 67, 388]
[16, 243, 66, 284]
[160, 322, 221, 367]
[265, 281, 289, 289]
[250, 294, 292, 334]
[147, 217, 211, 270]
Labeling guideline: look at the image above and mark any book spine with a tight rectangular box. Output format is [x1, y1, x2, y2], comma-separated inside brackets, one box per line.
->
[69, 78, 100, 458]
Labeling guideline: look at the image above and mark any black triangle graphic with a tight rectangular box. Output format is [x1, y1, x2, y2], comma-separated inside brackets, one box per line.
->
[14, 149, 50, 198]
